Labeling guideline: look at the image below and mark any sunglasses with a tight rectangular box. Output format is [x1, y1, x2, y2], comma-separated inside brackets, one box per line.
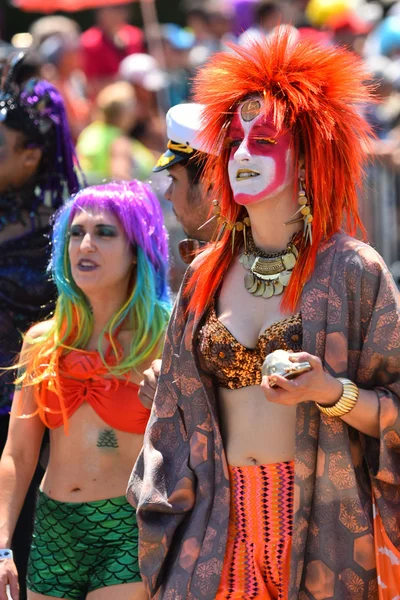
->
[178, 238, 208, 265]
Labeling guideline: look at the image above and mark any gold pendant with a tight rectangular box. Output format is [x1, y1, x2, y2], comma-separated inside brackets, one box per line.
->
[241, 254, 255, 269]
[254, 281, 265, 296]
[282, 252, 296, 270]
[251, 256, 285, 278]
[249, 280, 258, 294]
[239, 243, 298, 300]
[278, 270, 292, 286]
[262, 283, 274, 298]
[245, 272, 255, 290]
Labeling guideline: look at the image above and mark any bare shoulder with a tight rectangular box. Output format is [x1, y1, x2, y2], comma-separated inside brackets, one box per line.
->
[24, 320, 55, 344]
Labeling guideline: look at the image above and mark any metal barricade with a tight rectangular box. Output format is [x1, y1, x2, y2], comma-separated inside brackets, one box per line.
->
[360, 161, 400, 282]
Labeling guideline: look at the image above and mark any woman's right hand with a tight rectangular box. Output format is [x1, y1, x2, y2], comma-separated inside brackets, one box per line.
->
[0, 558, 19, 600]
[138, 359, 161, 409]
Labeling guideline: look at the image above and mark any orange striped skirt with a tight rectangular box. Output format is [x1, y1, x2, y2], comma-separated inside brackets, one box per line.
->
[216, 461, 294, 600]
[374, 496, 400, 598]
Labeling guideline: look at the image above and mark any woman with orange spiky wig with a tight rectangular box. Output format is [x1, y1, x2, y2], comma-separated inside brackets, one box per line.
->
[128, 28, 400, 599]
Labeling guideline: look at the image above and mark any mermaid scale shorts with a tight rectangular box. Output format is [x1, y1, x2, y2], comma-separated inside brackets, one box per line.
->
[27, 491, 141, 599]
[216, 461, 294, 600]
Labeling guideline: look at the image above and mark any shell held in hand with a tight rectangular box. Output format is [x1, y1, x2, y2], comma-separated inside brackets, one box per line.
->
[262, 349, 312, 387]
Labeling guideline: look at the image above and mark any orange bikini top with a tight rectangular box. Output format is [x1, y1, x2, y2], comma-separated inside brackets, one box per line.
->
[197, 303, 302, 389]
[40, 340, 150, 434]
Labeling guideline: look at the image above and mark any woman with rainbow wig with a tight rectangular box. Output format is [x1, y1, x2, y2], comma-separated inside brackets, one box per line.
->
[0, 52, 83, 600]
[0, 180, 171, 600]
[129, 28, 400, 599]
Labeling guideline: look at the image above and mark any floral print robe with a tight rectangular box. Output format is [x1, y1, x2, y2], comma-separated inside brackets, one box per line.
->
[127, 233, 400, 599]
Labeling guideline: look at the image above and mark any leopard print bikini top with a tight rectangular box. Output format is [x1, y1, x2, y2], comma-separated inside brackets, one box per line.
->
[197, 302, 302, 389]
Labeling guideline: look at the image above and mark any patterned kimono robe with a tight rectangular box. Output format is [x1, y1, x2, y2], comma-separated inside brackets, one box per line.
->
[127, 233, 400, 600]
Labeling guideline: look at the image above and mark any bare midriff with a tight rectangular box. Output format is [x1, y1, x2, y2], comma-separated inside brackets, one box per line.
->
[41, 403, 143, 502]
[213, 258, 299, 466]
[218, 385, 296, 465]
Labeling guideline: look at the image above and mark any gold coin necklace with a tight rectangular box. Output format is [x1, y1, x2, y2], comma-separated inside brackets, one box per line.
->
[239, 230, 299, 298]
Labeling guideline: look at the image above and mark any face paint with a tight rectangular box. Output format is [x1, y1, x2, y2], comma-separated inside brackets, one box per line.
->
[227, 98, 293, 206]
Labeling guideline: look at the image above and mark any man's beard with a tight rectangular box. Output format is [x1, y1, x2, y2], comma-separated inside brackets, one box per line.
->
[183, 186, 205, 239]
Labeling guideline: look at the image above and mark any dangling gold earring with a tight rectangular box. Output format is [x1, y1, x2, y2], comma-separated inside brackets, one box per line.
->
[197, 199, 221, 232]
[285, 162, 313, 245]
[222, 215, 251, 253]
[198, 199, 250, 253]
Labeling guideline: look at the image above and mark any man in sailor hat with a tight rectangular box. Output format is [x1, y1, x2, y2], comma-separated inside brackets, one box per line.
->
[153, 102, 217, 262]
[139, 103, 217, 407]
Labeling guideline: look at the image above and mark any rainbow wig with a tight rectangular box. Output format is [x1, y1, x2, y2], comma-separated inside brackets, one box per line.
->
[187, 27, 375, 314]
[19, 181, 171, 429]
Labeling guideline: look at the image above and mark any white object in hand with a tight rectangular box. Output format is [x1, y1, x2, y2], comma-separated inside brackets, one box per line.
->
[262, 349, 311, 387]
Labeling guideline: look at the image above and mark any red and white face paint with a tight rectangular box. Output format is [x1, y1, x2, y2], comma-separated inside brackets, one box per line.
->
[227, 97, 293, 206]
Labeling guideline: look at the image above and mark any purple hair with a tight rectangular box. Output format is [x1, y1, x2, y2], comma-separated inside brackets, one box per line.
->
[69, 181, 168, 272]
[0, 52, 83, 211]
[52, 180, 169, 303]
[26, 180, 171, 404]
[19, 79, 82, 209]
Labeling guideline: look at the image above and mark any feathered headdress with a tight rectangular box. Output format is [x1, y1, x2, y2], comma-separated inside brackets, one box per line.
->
[186, 28, 376, 314]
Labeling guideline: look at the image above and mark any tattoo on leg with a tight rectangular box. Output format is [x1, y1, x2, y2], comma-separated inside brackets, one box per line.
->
[97, 429, 119, 449]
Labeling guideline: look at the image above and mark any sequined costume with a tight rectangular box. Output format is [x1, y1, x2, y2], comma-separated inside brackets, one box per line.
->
[0, 222, 55, 416]
[0, 210, 69, 600]
[0, 221, 55, 598]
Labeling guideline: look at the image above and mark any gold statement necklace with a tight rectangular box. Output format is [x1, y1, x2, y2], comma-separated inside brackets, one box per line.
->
[239, 230, 299, 298]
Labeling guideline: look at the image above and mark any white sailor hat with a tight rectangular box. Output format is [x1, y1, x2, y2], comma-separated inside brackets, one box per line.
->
[153, 102, 207, 172]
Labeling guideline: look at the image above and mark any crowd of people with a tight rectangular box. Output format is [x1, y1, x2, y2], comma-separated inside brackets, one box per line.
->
[2, 0, 400, 268]
[0, 1, 400, 600]
[3, 0, 400, 169]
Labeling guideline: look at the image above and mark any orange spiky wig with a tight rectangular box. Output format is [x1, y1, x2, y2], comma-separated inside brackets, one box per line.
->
[187, 28, 375, 315]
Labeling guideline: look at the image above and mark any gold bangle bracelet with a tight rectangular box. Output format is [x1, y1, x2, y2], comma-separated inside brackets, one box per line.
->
[316, 378, 359, 417]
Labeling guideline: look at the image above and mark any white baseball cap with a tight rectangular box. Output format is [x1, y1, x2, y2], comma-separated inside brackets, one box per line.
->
[153, 102, 208, 172]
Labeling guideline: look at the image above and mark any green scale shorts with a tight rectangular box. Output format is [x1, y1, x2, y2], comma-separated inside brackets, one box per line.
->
[27, 490, 141, 599]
